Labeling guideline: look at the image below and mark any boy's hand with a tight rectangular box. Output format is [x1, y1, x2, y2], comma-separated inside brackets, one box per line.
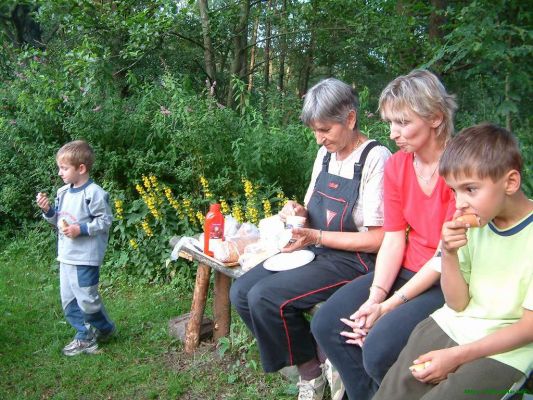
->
[62, 224, 81, 238]
[36, 192, 50, 213]
[441, 210, 469, 254]
[410, 347, 461, 384]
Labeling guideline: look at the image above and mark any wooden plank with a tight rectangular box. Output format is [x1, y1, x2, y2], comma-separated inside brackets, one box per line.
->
[178, 246, 244, 279]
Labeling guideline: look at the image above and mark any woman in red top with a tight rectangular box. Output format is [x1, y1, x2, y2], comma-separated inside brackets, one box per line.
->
[311, 69, 457, 400]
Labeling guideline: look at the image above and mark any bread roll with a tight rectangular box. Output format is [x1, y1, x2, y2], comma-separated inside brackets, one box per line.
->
[409, 361, 431, 372]
[213, 236, 259, 263]
[59, 219, 69, 229]
[455, 214, 480, 227]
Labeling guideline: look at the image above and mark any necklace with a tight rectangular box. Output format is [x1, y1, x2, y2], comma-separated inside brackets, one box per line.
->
[335, 136, 364, 174]
[413, 155, 439, 185]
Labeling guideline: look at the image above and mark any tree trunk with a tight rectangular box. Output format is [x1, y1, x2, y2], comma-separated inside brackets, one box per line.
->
[226, 0, 250, 107]
[263, 0, 272, 91]
[247, 16, 259, 92]
[198, 0, 217, 93]
[429, 0, 446, 41]
[277, 0, 287, 91]
[298, 31, 315, 98]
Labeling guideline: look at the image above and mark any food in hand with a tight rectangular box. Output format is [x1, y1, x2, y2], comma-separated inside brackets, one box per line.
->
[409, 361, 431, 372]
[455, 214, 480, 227]
[59, 219, 69, 229]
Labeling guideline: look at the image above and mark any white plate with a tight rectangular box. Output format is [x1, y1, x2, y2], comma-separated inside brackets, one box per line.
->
[263, 250, 315, 271]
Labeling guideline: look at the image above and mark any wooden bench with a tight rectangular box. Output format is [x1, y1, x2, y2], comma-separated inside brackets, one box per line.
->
[173, 241, 244, 353]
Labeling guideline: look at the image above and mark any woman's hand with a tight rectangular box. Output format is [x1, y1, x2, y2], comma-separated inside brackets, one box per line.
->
[278, 200, 307, 222]
[410, 347, 462, 384]
[339, 298, 387, 347]
[281, 227, 319, 252]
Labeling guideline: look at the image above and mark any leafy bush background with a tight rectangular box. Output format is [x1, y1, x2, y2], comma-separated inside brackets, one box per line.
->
[0, 1, 531, 283]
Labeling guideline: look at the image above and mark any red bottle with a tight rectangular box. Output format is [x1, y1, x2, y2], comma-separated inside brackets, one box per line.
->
[204, 203, 224, 257]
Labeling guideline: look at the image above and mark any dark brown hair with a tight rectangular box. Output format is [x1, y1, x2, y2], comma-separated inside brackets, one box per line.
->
[439, 123, 522, 182]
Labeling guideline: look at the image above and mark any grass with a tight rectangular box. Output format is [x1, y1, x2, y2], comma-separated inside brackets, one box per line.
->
[0, 230, 297, 399]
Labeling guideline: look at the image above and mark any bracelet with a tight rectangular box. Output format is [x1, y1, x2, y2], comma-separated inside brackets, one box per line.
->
[370, 284, 389, 296]
[395, 290, 408, 304]
[315, 229, 323, 247]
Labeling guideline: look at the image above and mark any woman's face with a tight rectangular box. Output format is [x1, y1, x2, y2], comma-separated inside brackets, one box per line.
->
[382, 106, 441, 153]
[311, 111, 355, 155]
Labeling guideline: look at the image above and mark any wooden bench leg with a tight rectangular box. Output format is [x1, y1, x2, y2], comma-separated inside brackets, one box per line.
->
[213, 271, 232, 341]
[184, 262, 211, 353]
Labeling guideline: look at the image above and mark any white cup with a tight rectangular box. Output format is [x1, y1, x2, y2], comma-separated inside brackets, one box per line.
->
[286, 215, 306, 230]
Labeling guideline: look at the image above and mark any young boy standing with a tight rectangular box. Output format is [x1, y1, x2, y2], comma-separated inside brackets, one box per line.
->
[36, 140, 116, 356]
[373, 123, 533, 400]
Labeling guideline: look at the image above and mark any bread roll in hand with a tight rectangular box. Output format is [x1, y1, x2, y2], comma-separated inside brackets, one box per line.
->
[59, 219, 69, 230]
[409, 361, 431, 372]
[455, 214, 480, 227]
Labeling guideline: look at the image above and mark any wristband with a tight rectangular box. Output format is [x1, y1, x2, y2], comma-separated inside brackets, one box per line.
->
[315, 229, 323, 247]
[395, 290, 408, 304]
[370, 284, 389, 296]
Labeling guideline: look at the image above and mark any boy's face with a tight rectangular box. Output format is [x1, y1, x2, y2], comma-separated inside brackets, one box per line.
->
[445, 172, 508, 227]
[57, 159, 86, 187]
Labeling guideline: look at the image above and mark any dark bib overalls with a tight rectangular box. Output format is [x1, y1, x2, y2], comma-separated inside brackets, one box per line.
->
[230, 141, 381, 372]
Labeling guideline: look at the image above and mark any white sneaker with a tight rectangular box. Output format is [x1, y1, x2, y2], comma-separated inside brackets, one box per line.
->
[324, 359, 345, 400]
[297, 373, 326, 400]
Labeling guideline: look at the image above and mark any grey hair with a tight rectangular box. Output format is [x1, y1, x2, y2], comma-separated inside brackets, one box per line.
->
[378, 69, 457, 141]
[301, 78, 359, 129]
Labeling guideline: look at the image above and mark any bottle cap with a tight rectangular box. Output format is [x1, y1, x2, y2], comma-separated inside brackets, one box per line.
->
[209, 203, 221, 212]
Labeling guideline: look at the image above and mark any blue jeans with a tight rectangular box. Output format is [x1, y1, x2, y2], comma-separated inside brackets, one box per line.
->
[60, 263, 115, 340]
[311, 270, 444, 400]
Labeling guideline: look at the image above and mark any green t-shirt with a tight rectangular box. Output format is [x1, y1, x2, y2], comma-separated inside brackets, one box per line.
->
[432, 210, 533, 375]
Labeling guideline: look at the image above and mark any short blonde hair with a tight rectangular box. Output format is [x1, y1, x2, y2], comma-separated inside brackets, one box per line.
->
[56, 140, 95, 171]
[439, 123, 522, 182]
[378, 69, 457, 142]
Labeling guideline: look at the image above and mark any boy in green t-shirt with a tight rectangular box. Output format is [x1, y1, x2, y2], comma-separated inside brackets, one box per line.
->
[373, 123, 533, 400]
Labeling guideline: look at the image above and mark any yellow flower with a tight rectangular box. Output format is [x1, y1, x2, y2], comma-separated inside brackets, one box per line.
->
[232, 204, 244, 224]
[245, 204, 259, 225]
[141, 219, 153, 237]
[149, 175, 158, 189]
[200, 175, 213, 200]
[220, 199, 230, 215]
[242, 178, 254, 200]
[262, 198, 272, 217]
[182, 198, 197, 226]
[196, 210, 205, 225]
[135, 184, 145, 196]
[142, 175, 151, 190]
[114, 199, 123, 220]
[129, 239, 139, 250]
[164, 185, 182, 214]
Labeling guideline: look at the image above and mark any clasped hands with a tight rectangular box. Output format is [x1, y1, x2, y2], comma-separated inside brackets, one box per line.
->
[340, 300, 460, 383]
[339, 298, 385, 347]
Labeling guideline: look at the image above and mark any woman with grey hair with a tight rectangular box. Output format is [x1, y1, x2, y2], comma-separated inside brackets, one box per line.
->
[230, 78, 391, 400]
[311, 69, 458, 400]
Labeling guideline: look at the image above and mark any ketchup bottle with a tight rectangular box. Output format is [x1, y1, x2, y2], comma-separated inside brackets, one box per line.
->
[203, 203, 224, 257]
